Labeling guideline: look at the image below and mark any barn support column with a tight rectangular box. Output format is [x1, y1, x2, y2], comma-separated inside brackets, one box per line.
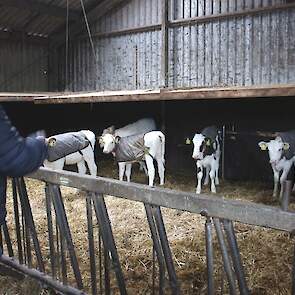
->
[160, 0, 169, 133]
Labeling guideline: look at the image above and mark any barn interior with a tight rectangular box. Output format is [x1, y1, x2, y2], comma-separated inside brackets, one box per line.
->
[3, 96, 295, 182]
[1, 0, 295, 294]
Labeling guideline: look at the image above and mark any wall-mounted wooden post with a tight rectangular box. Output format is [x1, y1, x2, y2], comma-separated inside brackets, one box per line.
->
[161, 0, 169, 133]
[161, 0, 169, 88]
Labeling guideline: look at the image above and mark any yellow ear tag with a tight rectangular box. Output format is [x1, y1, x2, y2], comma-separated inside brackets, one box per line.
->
[260, 143, 267, 151]
[283, 143, 290, 150]
[185, 138, 191, 145]
[206, 139, 211, 146]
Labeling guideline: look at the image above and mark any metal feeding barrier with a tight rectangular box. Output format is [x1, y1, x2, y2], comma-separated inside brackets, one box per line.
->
[0, 167, 295, 294]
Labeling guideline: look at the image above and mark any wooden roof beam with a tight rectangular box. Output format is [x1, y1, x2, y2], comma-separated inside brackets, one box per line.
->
[0, 0, 80, 21]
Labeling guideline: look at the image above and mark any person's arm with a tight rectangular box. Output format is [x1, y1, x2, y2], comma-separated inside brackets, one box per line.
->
[0, 106, 47, 177]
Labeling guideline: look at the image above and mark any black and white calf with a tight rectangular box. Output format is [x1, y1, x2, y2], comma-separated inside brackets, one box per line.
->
[100, 118, 156, 182]
[259, 130, 295, 199]
[44, 130, 97, 177]
[192, 126, 221, 194]
[100, 131, 165, 187]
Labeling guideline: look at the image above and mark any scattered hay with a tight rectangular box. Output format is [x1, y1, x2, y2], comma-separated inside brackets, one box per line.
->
[1, 161, 294, 294]
[0, 276, 45, 295]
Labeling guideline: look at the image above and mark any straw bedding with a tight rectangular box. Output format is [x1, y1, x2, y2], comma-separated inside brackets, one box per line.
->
[0, 160, 294, 294]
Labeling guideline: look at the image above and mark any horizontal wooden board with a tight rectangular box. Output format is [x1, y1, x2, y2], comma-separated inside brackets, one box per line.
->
[29, 167, 295, 232]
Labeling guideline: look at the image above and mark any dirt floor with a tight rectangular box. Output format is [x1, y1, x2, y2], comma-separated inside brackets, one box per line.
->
[0, 160, 294, 294]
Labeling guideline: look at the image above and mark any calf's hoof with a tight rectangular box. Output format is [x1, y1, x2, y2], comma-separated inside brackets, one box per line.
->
[211, 187, 217, 194]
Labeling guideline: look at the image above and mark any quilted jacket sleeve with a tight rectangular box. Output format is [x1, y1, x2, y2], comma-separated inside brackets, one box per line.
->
[0, 105, 48, 177]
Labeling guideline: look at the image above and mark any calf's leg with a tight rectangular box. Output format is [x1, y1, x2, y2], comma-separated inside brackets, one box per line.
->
[125, 163, 132, 182]
[215, 157, 220, 185]
[204, 168, 209, 185]
[145, 154, 155, 187]
[77, 161, 87, 175]
[209, 166, 217, 193]
[82, 149, 97, 177]
[155, 156, 165, 186]
[272, 166, 279, 198]
[279, 164, 292, 199]
[118, 162, 126, 181]
[139, 161, 148, 175]
[196, 161, 203, 194]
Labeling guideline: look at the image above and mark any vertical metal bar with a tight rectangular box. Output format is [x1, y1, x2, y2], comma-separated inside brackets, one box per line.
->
[17, 178, 44, 271]
[98, 229, 103, 295]
[152, 245, 156, 295]
[281, 180, 292, 211]
[213, 218, 237, 295]
[45, 185, 56, 279]
[2, 222, 14, 257]
[86, 195, 97, 295]
[292, 239, 295, 295]
[152, 206, 180, 294]
[104, 246, 110, 295]
[60, 233, 68, 285]
[145, 204, 165, 294]
[56, 217, 61, 281]
[222, 125, 226, 180]
[12, 178, 23, 263]
[24, 217, 32, 268]
[49, 184, 83, 290]
[205, 217, 214, 295]
[92, 193, 127, 295]
[223, 220, 249, 295]
[0, 226, 3, 253]
[21, 207, 27, 265]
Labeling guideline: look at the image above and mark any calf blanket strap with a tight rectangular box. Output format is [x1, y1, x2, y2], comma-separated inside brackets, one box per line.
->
[114, 133, 150, 163]
[47, 131, 90, 162]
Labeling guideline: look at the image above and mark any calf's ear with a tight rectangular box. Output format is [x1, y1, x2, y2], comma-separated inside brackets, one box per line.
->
[97, 136, 103, 145]
[109, 126, 115, 134]
[283, 142, 290, 150]
[258, 141, 268, 151]
[115, 136, 121, 143]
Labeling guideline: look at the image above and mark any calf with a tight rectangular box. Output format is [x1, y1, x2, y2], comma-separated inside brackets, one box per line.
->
[192, 126, 221, 194]
[258, 130, 295, 199]
[100, 118, 156, 182]
[100, 131, 165, 187]
[44, 130, 97, 177]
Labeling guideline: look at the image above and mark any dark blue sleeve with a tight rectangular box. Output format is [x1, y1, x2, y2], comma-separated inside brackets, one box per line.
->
[0, 105, 48, 177]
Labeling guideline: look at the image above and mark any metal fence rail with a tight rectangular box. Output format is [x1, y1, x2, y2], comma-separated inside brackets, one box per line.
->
[0, 167, 294, 294]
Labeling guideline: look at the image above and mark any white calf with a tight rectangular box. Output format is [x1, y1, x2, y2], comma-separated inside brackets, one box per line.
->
[192, 126, 221, 194]
[100, 118, 156, 182]
[259, 134, 295, 199]
[44, 130, 97, 177]
[101, 131, 165, 187]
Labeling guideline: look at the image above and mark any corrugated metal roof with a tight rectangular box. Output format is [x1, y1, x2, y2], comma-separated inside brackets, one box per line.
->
[0, 0, 98, 37]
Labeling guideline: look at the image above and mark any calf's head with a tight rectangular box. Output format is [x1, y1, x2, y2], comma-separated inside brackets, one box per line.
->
[98, 126, 115, 148]
[192, 134, 216, 160]
[100, 134, 120, 154]
[258, 137, 290, 165]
